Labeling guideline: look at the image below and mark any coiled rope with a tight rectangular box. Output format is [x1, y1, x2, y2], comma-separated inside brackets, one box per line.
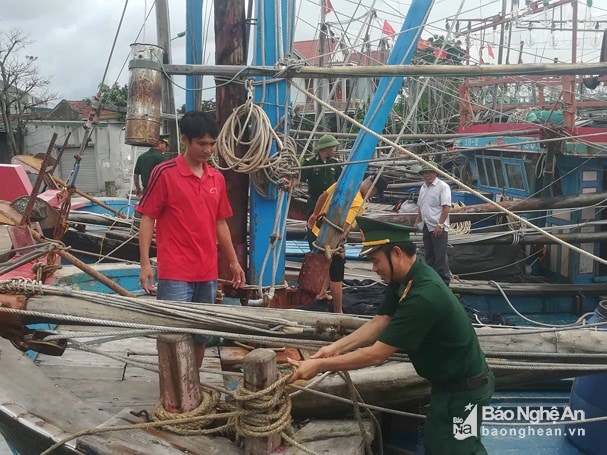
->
[214, 83, 299, 197]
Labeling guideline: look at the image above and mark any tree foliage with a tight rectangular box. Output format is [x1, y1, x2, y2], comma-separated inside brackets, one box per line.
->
[97, 82, 128, 107]
[0, 28, 57, 160]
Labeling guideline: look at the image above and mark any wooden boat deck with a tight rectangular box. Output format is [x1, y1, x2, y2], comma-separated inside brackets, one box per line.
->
[7, 323, 372, 454]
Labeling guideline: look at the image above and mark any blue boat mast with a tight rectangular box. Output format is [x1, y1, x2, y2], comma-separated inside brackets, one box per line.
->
[316, 0, 435, 249]
[185, 0, 203, 111]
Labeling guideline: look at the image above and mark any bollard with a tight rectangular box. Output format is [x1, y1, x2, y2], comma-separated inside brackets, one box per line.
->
[243, 349, 281, 455]
[157, 334, 201, 413]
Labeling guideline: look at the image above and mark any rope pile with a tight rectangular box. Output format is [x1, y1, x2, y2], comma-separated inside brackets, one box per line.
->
[154, 386, 235, 436]
[449, 201, 471, 235]
[152, 374, 293, 441]
[214, 94, 299, 197]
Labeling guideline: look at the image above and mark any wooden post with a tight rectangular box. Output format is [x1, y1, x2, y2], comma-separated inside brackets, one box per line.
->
[157, 334, 201, 413]
[243, 348, 280, 455]
[215, 0, 249, 281]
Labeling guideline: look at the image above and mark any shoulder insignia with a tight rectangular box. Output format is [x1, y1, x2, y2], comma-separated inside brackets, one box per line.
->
[398, 279, 414, 303]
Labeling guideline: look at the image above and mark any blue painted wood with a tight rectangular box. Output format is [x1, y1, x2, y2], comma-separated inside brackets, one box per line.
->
[248, 0, 294, 286]
[316, 0, 434, 249]
[71, 198, 136, 217]
[455, 135, 543, 152]
[186, 0, 203, 110]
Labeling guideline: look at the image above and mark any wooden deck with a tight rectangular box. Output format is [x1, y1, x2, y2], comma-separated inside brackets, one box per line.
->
[14, 326, 373, 454]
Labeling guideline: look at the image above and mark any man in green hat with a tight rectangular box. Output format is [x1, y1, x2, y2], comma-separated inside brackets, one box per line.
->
[300, 134, 341, 216]
[289, 216, 493, 454]
[134, 136, 169, 197]
[414, 163, 452, 284]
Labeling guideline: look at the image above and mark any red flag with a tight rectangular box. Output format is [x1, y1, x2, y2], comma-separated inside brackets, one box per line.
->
[417, 38, 431, 50]
[487, 43, 495, 59]
[433, 48, 447, 59]
[382, 20, 396, 37]
[325, 0, 333, 14]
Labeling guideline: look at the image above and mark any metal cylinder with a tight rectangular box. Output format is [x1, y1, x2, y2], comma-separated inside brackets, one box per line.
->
[125, 43, 164, 146]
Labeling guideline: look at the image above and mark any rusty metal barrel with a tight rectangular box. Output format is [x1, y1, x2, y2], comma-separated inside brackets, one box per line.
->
[125, 43, 164, 146]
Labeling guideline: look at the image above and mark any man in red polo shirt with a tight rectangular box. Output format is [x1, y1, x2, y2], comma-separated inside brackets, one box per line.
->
[137, 111, 245, 323]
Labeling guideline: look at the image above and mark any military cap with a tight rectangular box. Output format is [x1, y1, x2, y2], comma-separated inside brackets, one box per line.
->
[418, 163, 438, 174]
[159, 134, 170, 145]
[356, 216, 416, 256]
[315, 134, 339, 151]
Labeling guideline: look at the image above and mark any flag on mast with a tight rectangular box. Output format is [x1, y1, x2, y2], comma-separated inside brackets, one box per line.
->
[382, 20, 397, 38]
[487, 43, 495, 59]
[325, 0, 334, 14]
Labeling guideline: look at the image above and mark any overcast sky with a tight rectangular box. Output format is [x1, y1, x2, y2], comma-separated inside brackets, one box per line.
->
[1, 0, 604, 109]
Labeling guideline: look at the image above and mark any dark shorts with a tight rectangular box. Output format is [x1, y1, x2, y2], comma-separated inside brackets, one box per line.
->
[307, 230, 345, 282]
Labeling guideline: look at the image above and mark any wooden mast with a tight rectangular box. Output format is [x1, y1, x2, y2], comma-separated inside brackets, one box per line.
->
[215, 0, 249, 281]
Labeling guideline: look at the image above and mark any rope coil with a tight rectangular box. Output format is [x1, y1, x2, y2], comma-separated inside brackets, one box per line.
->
[214, 94, 299, 197]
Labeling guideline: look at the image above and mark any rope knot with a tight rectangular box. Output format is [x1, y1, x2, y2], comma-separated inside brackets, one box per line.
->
[233, 373, 292, 439]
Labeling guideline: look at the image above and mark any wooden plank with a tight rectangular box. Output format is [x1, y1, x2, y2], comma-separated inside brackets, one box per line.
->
[77, 408, 242, 454]
[293, 419, 374, 442]
[36, 365, 125, 381]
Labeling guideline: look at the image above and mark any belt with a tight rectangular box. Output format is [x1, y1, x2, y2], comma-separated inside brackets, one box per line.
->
[433, 365, 490, 393]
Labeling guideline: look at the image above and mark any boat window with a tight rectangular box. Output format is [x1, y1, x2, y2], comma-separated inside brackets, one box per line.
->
[485, 157, 498, 185]
[525, 162, 537, 193]
[505, 162, 525, 190]
[476, 157, 488, 185]
[490, 159, 506, 188]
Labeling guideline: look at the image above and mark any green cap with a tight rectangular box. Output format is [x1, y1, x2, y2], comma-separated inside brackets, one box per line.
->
[418, 163, 437, 174]
[315, 134, 339, 151]
[159, 134, 170, 144]
[356, 216, 417, 256]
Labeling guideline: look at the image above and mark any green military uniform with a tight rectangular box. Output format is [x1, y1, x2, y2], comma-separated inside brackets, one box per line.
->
[300, 154, 341, 215]
[357, 216, 494, 455]
[134, 147, 168, 189]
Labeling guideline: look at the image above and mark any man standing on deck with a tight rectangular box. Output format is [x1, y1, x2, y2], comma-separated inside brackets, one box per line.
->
[415, 164, 452, 284]
[306, 175, 388, 312]
[133, 136, 169, 197]
[289, 216, 493, 454]
[300, 134, 341, 217]
[137, 111, 245, 363]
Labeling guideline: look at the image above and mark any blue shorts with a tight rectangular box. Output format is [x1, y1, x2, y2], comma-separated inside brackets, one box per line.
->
[156, 279, 217, 303]
[156, 279, 218, 343]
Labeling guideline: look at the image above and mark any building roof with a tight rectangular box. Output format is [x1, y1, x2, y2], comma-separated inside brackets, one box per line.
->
[293, 39, 388, 67]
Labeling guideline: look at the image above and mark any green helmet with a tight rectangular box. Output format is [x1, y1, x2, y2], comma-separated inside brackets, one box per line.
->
[315, 134, 339, 151]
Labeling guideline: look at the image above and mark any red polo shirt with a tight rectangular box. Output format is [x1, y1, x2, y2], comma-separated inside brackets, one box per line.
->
[137, 154, 233, 281]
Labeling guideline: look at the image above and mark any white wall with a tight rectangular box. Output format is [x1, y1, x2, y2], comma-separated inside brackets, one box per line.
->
[23, 121, 139, 197]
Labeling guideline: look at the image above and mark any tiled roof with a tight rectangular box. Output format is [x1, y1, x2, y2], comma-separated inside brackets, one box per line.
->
[65, 100, 122, 121]
[293, 39, 387, 66]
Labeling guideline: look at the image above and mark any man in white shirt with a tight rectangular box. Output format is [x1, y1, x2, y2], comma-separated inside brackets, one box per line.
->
[415, 165, 451, 283]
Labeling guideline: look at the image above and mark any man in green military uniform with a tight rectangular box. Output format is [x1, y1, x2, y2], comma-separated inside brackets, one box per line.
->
[289, 216, 493, 454]
[134, 136, 169, 197]
[300, 134, 341, 216]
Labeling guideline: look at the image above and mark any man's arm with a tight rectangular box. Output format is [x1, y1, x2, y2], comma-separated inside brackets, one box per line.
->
[138, 214, 155, 293]
[289, 339, 397, 382]
[433, 205, 451, 236]
[307, 191, 330, 230]
[216, 219, 245, 288]
[438, 205, 450, 226]
[311, 314, 390, 358]
[134, 174, 142, 197]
